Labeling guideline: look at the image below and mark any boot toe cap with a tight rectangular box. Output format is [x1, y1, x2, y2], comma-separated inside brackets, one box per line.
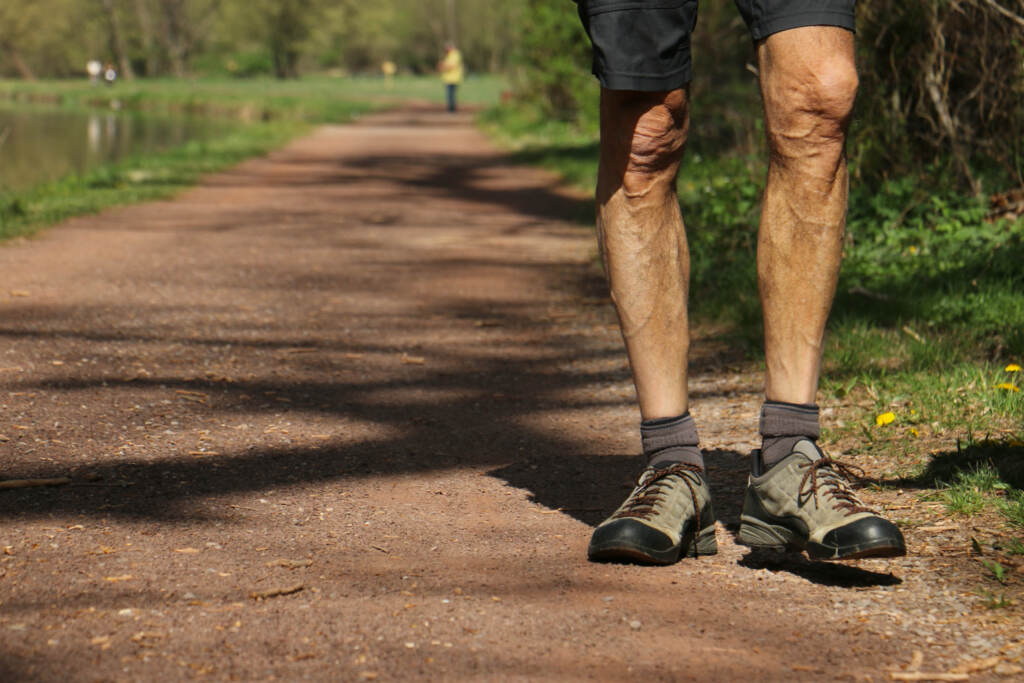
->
[588, 519, 676, 562]
[820, 516, 906, 558]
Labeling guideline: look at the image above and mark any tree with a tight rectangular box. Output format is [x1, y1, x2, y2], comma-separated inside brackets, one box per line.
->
[132, 0, 157, 75]
[99, 0, 135, 79]
[0, 0, 99, 79]
[855, 0, 1024, 192]
[508, 0, 593, 121]
[150, 0, 218, 77]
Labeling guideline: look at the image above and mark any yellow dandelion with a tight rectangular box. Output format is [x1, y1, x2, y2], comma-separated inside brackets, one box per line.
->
[1005, 363, 1021, 373]
[875, 411, 896, 426]
[996, 382, 1021, 393]
[909, 427, 919, 437]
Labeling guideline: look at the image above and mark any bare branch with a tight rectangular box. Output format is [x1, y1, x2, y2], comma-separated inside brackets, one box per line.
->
[979, 0, 1024, 29]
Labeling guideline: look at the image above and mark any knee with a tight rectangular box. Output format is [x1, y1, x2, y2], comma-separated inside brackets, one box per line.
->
[602, 90, 689, 199]
[764, 59, 858, 167]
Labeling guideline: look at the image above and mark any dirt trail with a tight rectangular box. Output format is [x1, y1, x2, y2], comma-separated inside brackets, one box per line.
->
[0, 106, 1018, 681]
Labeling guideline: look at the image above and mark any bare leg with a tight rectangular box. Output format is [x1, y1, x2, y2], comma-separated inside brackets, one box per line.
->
[589, 92, 715, 564]
[596, 88, 690, 420]
[757, 27, 858, 404]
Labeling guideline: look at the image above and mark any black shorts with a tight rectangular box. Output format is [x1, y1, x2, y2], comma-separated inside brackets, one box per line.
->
[576, 0, 857, 91]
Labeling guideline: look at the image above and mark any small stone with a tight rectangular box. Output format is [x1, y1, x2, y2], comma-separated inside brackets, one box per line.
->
[629, 620, 642, 631]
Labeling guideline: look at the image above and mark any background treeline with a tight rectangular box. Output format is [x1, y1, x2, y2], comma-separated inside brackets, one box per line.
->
[0, 0, 522, 80]
[2, 0, 1022, 192]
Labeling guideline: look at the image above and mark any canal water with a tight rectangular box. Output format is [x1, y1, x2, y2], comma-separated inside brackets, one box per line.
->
[0, 105, 231, 192]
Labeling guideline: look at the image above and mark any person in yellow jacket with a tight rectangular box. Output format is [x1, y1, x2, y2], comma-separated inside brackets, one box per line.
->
[438, 42, 464, 113]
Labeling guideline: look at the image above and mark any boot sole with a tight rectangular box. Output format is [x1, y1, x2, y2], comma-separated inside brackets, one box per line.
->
[588, 524, 718, 565]
[737, 515, 906, 561]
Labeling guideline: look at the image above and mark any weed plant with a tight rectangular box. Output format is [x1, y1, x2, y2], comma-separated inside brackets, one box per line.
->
[978, 590, 1013, 609]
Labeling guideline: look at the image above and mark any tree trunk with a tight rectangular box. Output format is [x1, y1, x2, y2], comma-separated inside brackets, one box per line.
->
[100, 0, 135, 80]
[273, 50, 287, 80]
[446, 0, 458, 44]
[922, 4, 981, 195]
[134, 0, 156, 76]
[1, 42, 36, 81]
[159, 0, 188, 77]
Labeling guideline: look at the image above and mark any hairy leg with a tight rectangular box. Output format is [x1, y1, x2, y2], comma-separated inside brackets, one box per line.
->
[757, 27, 858, 404]
[596, 88, 690, 420]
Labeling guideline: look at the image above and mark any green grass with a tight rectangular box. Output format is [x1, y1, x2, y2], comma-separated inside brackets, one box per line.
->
[482, 101, 1024, 532]
[998, 489, 1024, 528]
[0, 74, 506, 122]
[981, 558, 1010, 584]
[978, 590, 1013, 609]
[940, 464, 1005, 517]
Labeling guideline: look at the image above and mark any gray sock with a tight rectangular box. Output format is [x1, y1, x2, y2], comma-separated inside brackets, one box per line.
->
[758, 401, 820, 471]
[641, 413, 704, 471]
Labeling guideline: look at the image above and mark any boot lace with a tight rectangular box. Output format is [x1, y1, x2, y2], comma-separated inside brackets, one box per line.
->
[797, 455, 873, 516]
[614, 463, 705, 521]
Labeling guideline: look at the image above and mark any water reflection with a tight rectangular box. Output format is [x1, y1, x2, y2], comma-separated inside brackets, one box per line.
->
[0, 106, 231, 191]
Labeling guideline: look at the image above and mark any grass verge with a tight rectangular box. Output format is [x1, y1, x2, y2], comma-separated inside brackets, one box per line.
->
[481, 103, 1024, 538]
[0, 77, 377, 241]
[0, 120, 306, 240]
[0, 75, 505, 122]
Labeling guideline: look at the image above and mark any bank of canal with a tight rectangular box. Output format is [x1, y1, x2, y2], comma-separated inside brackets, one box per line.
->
[0, 105, 234, 192]
[0, 80, 387, 241]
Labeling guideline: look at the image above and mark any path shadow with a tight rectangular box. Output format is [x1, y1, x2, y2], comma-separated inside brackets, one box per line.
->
[489, 447, 749, 550]
[883, 440, 1024, 491]
[738, 549, 903, 588]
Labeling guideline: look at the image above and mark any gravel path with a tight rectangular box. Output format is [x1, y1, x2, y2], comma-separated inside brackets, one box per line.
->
[0, 106, 1020, 681]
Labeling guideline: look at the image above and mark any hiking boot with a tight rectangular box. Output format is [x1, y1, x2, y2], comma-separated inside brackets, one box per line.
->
[737, 440, 906, 560]
[588, 463, 717, 564]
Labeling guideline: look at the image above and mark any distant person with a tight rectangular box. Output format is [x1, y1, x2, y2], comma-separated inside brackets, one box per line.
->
[382, 60, 397, 89]
[103, 63, 117, 86]
[438, 43, 464, 113]
[86, 60, 102, 84]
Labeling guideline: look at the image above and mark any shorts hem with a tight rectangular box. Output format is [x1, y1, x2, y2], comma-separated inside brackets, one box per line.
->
[750, 11, 856, 41]
[584, 1, 692, 17]
[595, 67, 692, 92]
